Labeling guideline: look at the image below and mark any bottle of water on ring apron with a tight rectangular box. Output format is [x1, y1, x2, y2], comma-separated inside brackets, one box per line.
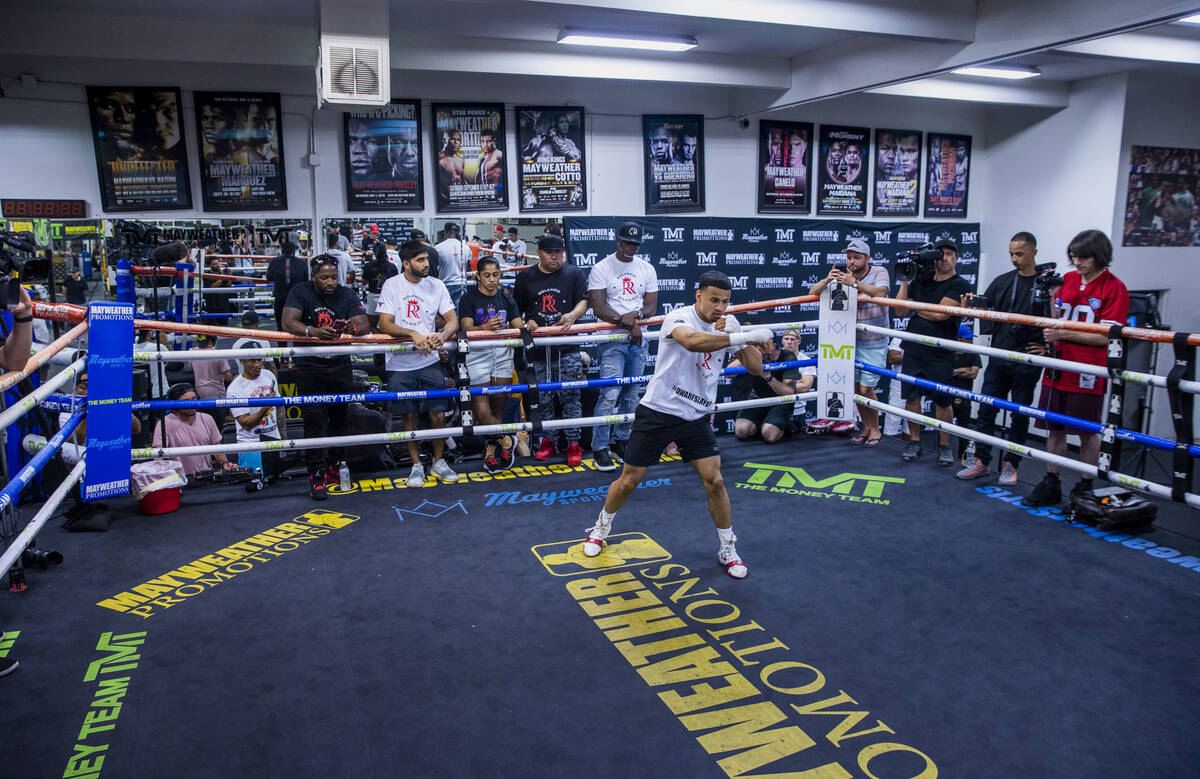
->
[339, 460, 351, 492]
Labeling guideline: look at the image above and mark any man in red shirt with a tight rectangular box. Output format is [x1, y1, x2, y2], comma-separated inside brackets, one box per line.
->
[1029, 230, 1129, 506]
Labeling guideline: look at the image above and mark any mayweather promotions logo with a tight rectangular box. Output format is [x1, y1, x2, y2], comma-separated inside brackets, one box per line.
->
[734, 463, 904, 505]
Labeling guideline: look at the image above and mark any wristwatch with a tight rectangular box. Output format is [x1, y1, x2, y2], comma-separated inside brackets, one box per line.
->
[852, 280, 860, 290]
[305, 325, 310, 337]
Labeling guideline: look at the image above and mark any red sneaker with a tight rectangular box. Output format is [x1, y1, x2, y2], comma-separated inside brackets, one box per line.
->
[830, 421, 856, 435]
[566, 441, 583, 467]
[534, 437, 555, 461]
[498, 436, 515, 470]
[309, 471, 328, 500]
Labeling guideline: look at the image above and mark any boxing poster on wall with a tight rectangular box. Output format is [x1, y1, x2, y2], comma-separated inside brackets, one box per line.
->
[85, 86, 192, 212]
[342, 100, 424, 212]
[516, 106, 587, 212]
[431, 103, 508, 213]
[193, 91, 287, 211]
[757, 120, 813, 214]
[872, 128, 921, 217]
[642, 114, 705, 214]
[924, 132, 971, 218]
[816, 125, 869, 216]
[1123, 145, 1200, 247]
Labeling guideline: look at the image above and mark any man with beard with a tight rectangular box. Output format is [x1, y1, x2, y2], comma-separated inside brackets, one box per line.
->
[673, 132, 698, 165]
[389, 125, 420, 180]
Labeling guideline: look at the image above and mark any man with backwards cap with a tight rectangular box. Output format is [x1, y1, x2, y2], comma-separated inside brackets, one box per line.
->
[587, 221, 659, 471]
[226, 339, 285, 482]
[894, 237, 973, 466]
[581, 270, 775, 579]
[808, 237, 891, 446]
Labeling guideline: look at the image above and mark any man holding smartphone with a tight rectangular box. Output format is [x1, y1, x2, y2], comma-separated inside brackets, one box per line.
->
[281, 255, 370, 500]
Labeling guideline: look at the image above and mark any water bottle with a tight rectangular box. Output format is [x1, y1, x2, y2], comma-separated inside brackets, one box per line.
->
[338, 461, 351, 492]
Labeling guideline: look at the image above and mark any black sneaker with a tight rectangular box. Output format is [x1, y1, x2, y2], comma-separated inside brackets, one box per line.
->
[593, 448, 617, 472]
[610, 439, 627, 464]
[309, 470, 328, 500]
[0, 656, 17, 677]
[936, 445, 954, 467]
[1028, 473, 1062, 506]
[901, 441, 922, 462]
[1068, 480, 1095, 501]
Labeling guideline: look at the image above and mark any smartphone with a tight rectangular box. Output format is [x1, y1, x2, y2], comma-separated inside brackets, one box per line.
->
[331, 319, 347, 333]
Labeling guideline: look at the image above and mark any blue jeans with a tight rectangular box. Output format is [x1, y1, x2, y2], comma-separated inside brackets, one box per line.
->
[444, 282, 465, 309]
[590, 341, 647, 451]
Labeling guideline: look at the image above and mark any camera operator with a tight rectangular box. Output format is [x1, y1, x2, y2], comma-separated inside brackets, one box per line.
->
[1028, 230, 1129, 506]
[894, 237, 972, 466]
[957, 231, 1048, 483]
[808, 238, 890, 446]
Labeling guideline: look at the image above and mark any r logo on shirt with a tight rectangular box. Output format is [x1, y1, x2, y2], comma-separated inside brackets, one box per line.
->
[700, 352, 713, 371]
[623, 277, 636, 296]
[407, 300, 421, 318]
[541, 292, 557, 314]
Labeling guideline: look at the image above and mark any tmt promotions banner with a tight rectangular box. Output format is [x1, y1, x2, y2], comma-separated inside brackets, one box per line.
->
[564, 216, 980, 432]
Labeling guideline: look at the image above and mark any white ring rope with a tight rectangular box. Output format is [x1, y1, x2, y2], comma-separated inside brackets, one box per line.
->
[0, 457, 87, 577]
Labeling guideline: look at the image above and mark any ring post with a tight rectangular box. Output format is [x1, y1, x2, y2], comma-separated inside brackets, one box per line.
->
[82, 302, 134, 502]
[115, 259, 135, 305]
[817, 281, 855, 421]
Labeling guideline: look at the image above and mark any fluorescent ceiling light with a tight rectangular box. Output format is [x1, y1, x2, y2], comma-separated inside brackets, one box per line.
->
[951, 66, 1041, 80]
[557, 29, 697, 52]
[1178, 14, 1200, 24]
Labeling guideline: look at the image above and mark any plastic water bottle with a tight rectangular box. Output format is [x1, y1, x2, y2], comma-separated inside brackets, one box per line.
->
[338, 461, 351, 492]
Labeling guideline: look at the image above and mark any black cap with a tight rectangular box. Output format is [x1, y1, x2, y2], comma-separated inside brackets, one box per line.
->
[933, 237, 958, 253]
[167, 382, 195, 401]
[240, 340, 265, 352]
[409, 229, 426, 241]
[538, 234, 565, 251]
[241, 310, 260, 326]
[508, 227, 519, 235]
[618, 221, 645, 244]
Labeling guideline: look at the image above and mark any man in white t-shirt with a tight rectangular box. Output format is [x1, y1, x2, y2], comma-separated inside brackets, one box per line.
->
[378, 240, 461, 489]
[226, 347, 285, 481]
[324, 232, 357, 287]
[433, 221, 469, 308]
[504, 227, 527, 266]
[587, 221, 659, 471]
[581, 271, 774, 579]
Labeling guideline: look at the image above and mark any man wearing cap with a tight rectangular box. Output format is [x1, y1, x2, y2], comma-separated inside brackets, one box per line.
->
[434, 222, 468, 307]
[226, 344, 286, 481]
[894, 237, 973, 465]
[588, 221, 659, 471]
[809, 238, 891, 446]
[514, 233, 590, 465]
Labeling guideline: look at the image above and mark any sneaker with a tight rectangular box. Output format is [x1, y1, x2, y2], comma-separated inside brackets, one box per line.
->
[324, 464, 340, 486]
[482, 450, 501, 475]
[718, 536, 748, 579]
[309, 470, 328, 500]
[1028, 473, 1062, 506]
[534, 437, 555, 461]
[901, 441, 922, 462]
[498, 436, 515, 470]
[806, 418, 834, 435]
[582, 514, 613, 557]
[431, 458, 459, 483]
[593, 448, 617, 472]
[0, 656, 17, 678]
[999, 462, 1019, 486]
[610, 439, 627, 464]
[956, 458, 989, 480]
[515, 432, 532, 457]
[566, 441, 583, 467]
[830, 421, 856, 436]
[1069, 480, 1095, 502]
[936, 445, 954, 467]
[407, 463, 426, 489]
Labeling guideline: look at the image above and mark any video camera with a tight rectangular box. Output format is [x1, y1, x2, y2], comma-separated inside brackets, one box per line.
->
[0, 230, 51, 310]
[895, 243, 943, 283]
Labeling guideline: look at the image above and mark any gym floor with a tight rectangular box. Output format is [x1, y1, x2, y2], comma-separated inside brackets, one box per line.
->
[2, 434, 1198, 778]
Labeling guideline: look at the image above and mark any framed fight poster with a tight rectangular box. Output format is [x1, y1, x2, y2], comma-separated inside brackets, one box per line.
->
[343, 100, 424, 212]
[431, 103, 508, 213]
[193, 91, 287, 211]
[757, 120, 812, 214]
[516, 106, 587, 212]
[872, 128, 921, 217]
[643, 114, 704, 214]
[924, 132, 971, 218]
[816, 124, 869, 216]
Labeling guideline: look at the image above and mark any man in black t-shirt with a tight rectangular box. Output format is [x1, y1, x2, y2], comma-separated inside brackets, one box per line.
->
[513, 234, 589, 465]
[458, 257, 526, 472]
[267, 236, 309, 328]
[957, 232, 1047, 484]
[281, 255, 369, 500]
[895, 237, 972, 466]
[60, 270, 89, 305]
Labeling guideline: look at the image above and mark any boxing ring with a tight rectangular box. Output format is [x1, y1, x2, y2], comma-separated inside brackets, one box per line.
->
[2, 284, 1199, 777]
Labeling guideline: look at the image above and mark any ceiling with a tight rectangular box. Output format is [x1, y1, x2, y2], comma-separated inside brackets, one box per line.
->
[2, 0, 1199, 112]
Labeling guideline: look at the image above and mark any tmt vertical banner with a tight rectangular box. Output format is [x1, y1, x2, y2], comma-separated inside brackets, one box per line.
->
[84, 302, 134, 501]
[817, 283, 856, 421]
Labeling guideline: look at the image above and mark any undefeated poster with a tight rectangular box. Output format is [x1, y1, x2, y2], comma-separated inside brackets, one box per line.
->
[925, 132, 971, 218]
[193, 91, 287, 211]
[643, 115, 704, 214]
[1123, 145, 1200, 247]
[873, 129, 921, 217]
[757, 120, 813, 214]
[516, 106, 586, 212]
[432, 103, 508, 212]
[816, 125, 869, 216]
[343, 100, 423, 212]
[86, 86, 192, 212]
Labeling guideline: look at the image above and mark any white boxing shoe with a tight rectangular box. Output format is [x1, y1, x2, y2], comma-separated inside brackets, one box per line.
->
[718, 536, 748, 579]
[582, 515, 613, 557]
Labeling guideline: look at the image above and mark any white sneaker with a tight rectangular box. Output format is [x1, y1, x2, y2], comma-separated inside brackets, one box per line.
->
[431, 458, 459, 483]
[999, 462, 1019, 485]
[582, 515, 613, 557]
[406, 463, 426, 488]
[718, 536, 748, 579]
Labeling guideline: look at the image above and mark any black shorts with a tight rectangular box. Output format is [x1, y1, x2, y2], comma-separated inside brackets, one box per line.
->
[1035, 386, 1104, 431]
[624, 404, 719, 467]
[389, 363, 452, 415]
[736, 403, 793, 432]
[899, 355, 955, 408]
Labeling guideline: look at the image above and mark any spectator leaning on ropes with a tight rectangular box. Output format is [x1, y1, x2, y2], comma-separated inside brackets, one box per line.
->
[1027, 229, 1129, 507]
[808, 238, 891, 446]
[729, 321, 815, 443]
[226, 343, 286, 482]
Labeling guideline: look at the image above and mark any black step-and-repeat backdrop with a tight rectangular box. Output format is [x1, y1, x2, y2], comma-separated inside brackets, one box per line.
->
[564, 216, 980, 433]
